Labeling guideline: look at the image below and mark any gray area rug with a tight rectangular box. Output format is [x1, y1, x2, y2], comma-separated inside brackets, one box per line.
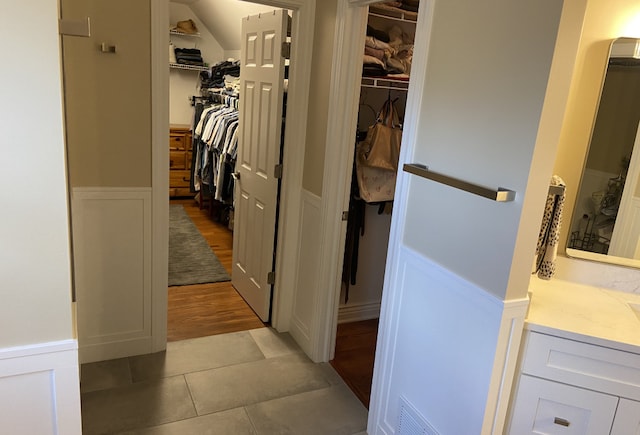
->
[169, 205, 231, 286]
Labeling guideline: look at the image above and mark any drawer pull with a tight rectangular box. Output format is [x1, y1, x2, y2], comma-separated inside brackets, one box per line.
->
[182, 177, 189, 182]
[554, 417, 570, 427]
[170, 160, 174, 167]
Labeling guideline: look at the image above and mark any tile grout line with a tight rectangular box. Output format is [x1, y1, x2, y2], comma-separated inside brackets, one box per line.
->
[182, 374, 201, 416]
[242, 406, 261, 435]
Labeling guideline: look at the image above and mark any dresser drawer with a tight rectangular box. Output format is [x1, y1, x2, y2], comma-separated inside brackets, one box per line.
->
[170, 170, 190, 188]
[170, 152, 186, 169]
[169, 134, 186, 150]
[522, 332, 640, 400]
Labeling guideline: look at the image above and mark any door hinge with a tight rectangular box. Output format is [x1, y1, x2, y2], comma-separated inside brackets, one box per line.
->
[342, 211, 349, 221]
[59, 17, 91, 37]
[274, 163, 283, 179]
[281, 42, 291, 59]
[267, 271, 276, 285]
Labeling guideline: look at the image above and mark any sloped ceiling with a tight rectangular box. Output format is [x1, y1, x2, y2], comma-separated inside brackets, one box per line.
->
[173, 0, 277, 51]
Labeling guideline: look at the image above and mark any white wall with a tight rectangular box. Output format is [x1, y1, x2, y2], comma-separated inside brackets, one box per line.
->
[0, 0, 74, 348]
[170, 2, 225, 125]
[0, 0, 81, 432]
[404, 0, 564, 300]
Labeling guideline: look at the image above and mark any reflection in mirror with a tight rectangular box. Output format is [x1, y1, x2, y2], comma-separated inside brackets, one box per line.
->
[567, 38, 640, 263]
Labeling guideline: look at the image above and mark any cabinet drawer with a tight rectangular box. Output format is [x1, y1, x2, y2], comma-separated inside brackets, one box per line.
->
[169, 152, 186, 169]
[510, 375, 618, 434]
[169, 134, 186, 150]
[170, 170, 190, 188]
[522, 332, 640, 400]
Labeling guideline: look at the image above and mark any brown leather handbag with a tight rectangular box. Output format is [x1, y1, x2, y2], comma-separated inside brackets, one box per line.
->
[355, 98, 403, 202]
[359, 97, 402, 171]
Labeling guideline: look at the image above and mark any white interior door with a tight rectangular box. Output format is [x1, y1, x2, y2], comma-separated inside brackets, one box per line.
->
[233, 10, 287, 322]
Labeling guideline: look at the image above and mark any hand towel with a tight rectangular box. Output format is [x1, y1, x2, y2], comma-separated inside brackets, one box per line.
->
[536, 175, 566, 279]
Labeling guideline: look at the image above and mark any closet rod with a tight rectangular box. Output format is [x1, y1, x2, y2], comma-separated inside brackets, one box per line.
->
[402, 163, 516, 202]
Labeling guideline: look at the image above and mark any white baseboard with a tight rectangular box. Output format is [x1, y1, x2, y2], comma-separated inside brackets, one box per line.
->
[338, 301, 381, 323]
[0, 339, 82, 434]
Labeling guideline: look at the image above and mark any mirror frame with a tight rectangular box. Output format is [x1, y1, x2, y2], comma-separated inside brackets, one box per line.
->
[566, 37, 640, 269]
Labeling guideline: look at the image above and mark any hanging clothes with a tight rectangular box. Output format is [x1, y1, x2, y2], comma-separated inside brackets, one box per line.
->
[191, 96, 239, 205]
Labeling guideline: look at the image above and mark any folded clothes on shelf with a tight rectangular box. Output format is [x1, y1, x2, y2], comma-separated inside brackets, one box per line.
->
[174, 47, 204, 66]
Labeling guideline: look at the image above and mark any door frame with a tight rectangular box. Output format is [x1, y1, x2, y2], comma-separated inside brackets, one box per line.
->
[312, 0, 433, 363]
[149, 0, 316, 349]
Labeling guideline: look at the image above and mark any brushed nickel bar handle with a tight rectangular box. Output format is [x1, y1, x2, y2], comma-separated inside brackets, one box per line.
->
[402, 163, 516, 202]
[554, 417, 570, 427]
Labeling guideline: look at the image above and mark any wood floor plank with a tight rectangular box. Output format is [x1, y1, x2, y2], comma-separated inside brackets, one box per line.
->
[330, 319, 379, 409]
[168, 199, 265, 341]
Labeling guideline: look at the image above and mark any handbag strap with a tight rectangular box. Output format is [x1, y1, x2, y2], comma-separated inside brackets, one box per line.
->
[376, 97, 401, 128]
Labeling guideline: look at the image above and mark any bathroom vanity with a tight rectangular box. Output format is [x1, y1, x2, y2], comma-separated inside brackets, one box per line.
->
[507, 278, 640, 434]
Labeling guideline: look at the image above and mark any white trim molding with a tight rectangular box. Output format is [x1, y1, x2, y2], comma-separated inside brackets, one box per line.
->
[483, 297, 529, 434]
[150, 0, 170, 354]
[0, 340, 81, 435]
[72, 187, 153, 363]
[288, 189, 322, 354]
[338, 301, 381, 324]
[311, 0, 370, 363]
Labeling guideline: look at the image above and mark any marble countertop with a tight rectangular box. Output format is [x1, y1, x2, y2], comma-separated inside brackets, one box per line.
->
[526, 277, 640, 354]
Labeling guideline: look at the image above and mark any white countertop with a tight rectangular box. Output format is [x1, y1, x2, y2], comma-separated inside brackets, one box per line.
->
[526, 277, 640, 354]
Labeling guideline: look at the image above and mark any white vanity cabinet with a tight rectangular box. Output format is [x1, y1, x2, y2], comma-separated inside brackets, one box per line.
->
[509, 330, 640, 434]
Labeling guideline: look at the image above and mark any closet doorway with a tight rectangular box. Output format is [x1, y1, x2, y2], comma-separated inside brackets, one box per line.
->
[330, 0, 420, 409]
[167, 1, 292, 341]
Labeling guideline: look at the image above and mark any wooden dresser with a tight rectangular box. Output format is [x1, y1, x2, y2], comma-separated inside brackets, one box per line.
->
[169, 124, 192, 197]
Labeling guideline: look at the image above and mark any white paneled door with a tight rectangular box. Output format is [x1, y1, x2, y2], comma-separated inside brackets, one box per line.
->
[233, 10, 288, 322]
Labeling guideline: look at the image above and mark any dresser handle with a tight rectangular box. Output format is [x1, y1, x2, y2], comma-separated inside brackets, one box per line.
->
[170, 160, 174, 167]
[182, 177, 189, 182]
[554, 417, 570, 427]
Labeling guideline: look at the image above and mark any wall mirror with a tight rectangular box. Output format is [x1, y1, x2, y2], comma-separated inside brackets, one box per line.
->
[566, 37, 640, 266]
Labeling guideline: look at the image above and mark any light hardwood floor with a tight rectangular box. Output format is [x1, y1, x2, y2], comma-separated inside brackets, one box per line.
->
[330, 319, 378, 408]
[168, 198, 265, 341]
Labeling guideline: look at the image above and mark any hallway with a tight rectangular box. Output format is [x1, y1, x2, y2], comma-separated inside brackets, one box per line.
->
[80, 328, 368, 434]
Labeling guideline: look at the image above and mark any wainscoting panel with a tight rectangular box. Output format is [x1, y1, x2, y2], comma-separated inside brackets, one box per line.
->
[369, 245, 526, 435]
[288, 190, 322, 356]
[0, 340, 81, 434]
[72, 188, 153, 363]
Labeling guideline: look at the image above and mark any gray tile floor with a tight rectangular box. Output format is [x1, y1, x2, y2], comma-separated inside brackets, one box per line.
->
[80, 328, 368, 434]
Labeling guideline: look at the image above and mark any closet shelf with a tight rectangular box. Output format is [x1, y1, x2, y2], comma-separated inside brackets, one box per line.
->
[170, 29, 201, 38]
[361, 77, 410, 91]
[368, 10, 418, 23]
[170, 63, 208, 72]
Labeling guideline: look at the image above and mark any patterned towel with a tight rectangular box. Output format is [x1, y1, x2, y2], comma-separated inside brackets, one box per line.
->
[536, 175, 566, 279]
